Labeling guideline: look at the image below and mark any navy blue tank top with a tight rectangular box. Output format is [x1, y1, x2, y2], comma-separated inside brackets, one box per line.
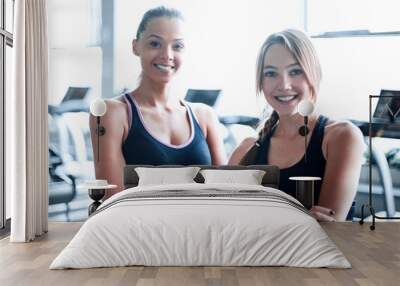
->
[255, 115, 328, 204]
[122, 94, 212, 165]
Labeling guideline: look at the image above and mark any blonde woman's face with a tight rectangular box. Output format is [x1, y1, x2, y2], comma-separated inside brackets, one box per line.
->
[133, 17, 185, 84]
[262, 44, 312, 117]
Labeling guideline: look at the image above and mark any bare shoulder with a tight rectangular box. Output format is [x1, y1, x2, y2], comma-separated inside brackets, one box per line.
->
[103, 96, 129, 121]
[323, 119, 365, 153]
[185, 102, 218, 136]
[325, 119, 363, 141]
[90, 96, 129, 131]
[228, 137, 258, 164]
[186, 102, 215, 121]
[104, 96, 127, 114]
[238, 137, 258, 149]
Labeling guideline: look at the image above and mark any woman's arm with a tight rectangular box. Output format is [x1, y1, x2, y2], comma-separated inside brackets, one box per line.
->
[317, 121, 365, 221]
[89, 99, 129, 200]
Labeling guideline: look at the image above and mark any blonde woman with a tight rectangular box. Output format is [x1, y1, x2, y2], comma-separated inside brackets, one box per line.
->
[229, 29, 364, 221]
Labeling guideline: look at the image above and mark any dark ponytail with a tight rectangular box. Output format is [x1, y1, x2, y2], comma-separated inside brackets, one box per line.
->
[239, 110, 279, 165]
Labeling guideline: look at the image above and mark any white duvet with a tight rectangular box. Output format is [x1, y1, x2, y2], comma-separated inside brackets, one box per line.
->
[50, 183, 350, 269]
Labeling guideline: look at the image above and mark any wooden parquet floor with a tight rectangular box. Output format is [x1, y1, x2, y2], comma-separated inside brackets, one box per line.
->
[1, 222, 399, 286]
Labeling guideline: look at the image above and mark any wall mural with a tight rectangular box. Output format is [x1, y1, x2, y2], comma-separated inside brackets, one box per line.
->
[47, 1, 400, 222]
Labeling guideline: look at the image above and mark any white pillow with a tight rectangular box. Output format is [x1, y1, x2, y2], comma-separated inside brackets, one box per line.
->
[135, 167, 200, 186]
[200, 169, 266, 185]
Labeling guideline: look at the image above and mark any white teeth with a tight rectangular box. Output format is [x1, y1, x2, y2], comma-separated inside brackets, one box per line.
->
[276, 95, 296, 102]
[154, 64, 174, 72]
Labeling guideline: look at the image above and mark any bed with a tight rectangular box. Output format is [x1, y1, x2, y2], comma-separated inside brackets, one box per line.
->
[50, 165, 350, 269]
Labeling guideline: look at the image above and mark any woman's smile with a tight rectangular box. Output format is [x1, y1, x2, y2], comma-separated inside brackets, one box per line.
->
[153, 63, 175, 73]
[274, 94, 299, 103]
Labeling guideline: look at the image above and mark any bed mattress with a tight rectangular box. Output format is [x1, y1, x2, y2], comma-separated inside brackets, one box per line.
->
[50, 183, 350, 269]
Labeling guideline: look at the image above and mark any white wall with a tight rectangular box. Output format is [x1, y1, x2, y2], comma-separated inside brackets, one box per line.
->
[314, 37, 400, 122]
[114, 0, 304, 116]
[48, 0, 102, 104]
[308, 0, 400, 35]
[48, 48, 102, 105]
[48, 0, 100, 49]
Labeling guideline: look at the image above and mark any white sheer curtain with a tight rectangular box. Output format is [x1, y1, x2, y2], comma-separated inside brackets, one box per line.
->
[8, 0, 49, 242]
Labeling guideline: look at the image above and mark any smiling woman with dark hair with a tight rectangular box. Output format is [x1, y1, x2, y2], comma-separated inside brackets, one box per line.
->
[229, 29, 365, 221]
[90, 6, 226, 199]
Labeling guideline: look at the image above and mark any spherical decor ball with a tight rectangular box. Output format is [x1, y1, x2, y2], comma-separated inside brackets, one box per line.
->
[90, 98, 107, 117]
[298, 99, 315, 116]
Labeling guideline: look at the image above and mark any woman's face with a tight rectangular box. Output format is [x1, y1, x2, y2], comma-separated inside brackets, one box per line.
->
[133, 17, 185, 84]
[262, 44, 312, 117]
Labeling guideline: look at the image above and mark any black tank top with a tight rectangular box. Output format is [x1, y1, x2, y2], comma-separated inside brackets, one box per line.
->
[122, 94, 212, 165]
[255, 115, 328, 204]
